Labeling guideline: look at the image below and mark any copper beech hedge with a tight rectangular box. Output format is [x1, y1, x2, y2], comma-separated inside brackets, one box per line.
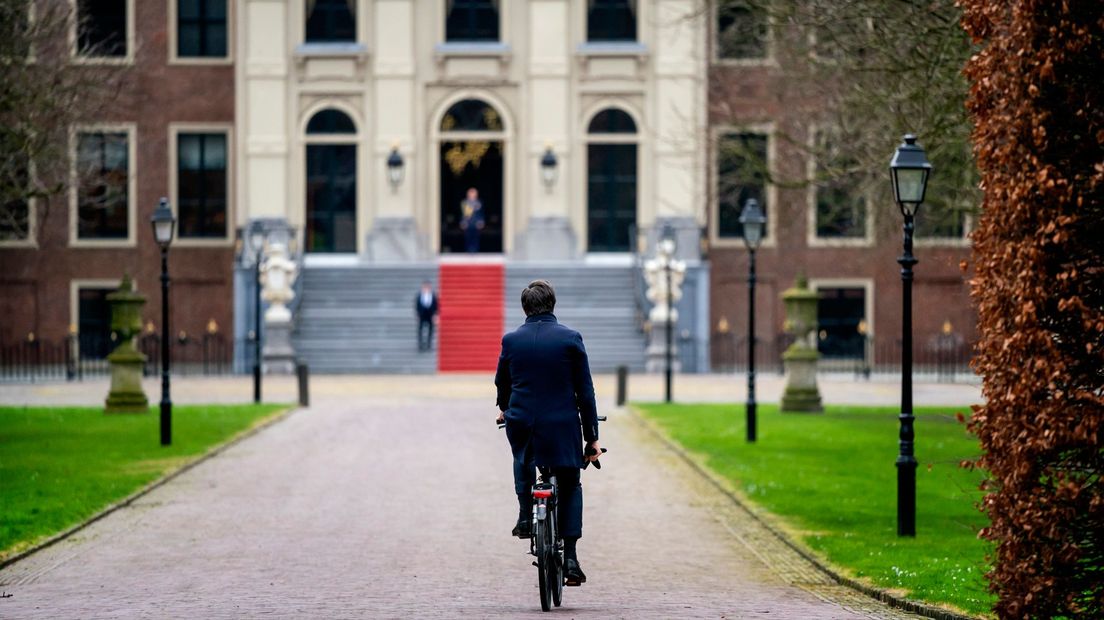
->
[960, 1, 1104, 617]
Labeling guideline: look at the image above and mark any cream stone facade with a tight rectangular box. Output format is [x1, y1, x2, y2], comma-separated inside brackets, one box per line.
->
[234, 0, 707, 261]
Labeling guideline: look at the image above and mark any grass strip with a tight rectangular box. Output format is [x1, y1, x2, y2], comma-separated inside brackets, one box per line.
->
[635, 402, 994, 617]
[0, 404, 287, 561]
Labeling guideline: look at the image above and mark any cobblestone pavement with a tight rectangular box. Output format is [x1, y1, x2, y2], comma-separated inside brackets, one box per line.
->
[0, 379, 932, 619]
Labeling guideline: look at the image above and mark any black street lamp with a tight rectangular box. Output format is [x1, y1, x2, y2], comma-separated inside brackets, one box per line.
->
[247, 223, 266, 404]
[889, 133, 932, 537]
[660, 225, 677, 403]
[386, 145, 404, 190]
[540, 145, 558, 191]
[739, 198, 766, 442]
[150, 198, 176, 446]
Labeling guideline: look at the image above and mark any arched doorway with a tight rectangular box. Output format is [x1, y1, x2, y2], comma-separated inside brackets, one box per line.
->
[586, 108, 638, 252]
[304, 108, 357, 253]
[438, 98, 505, 254]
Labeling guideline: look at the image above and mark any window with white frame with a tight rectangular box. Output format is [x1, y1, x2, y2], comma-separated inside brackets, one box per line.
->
[177, 0, 228, 58]
[305, 0, 356, 43]
[446, 0, 499, 42]
[587, 0, 636, 42]
[813, 130, 866, 239]
[76, 0, 127, 57]
[716, 131, 769, 239]
[177, 132, 228, 239]
[716, 1, 768, 60]
[75, 131, 129, 240]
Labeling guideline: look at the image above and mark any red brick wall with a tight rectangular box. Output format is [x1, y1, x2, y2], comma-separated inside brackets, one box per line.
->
[0, 1, 235, 349]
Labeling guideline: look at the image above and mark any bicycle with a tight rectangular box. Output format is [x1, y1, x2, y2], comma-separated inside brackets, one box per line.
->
[501, 415, 607, 612]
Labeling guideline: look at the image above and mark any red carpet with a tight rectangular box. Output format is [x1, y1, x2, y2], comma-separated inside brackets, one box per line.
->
[437, 264, 504, 372]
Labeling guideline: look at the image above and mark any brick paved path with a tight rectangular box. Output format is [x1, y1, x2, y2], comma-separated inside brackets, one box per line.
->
[0, 380, 925, 619]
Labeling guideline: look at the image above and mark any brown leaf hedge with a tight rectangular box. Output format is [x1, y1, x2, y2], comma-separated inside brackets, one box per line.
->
[960, 1, 1104, 617]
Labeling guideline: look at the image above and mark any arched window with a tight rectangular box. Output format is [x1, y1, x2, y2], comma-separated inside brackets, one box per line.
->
[587, 0, 637, 42]
[440, 99, 504, 132]
[304, 108, 357, 253]
[587, 108, 637, 134]
[306, 0, 356, 43]
[586, 107, 638, 252]
[306, 109, 357, 134]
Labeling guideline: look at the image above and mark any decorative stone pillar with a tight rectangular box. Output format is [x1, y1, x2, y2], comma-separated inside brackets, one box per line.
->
[105, 275, 149, 414]
[644, 241, 687, 372]
[261, 240, 298, 374]
[780, 275, 823, 412]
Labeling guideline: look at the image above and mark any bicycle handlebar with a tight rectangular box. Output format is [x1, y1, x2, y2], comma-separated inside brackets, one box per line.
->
[496, 415, 609, 469]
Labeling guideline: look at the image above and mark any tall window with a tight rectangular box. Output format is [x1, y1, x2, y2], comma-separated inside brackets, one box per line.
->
[177, 133, 228, 239]
[587, 0, 636, 42]
[814, 130, 866, 239]
[78, 287, 115, 359]
[916, 204, 967, 239]
[76, 132, 129, 240]
[446, 0, 499, 42]
[717, 2, 767, 60]
[306, 0, 356, 43]
[77, 0, 127, 57]
[178, 0, 227, 58]
[305, 109, 357, 253]
[716, 132, 768, 239]
[587, 108, 637, 252]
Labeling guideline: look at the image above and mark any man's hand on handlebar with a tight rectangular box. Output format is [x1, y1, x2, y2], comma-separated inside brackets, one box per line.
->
[585, 440, 602, 463]
[496, 410, 505, 425]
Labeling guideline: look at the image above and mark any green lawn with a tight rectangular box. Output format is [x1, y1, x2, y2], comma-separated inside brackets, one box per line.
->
[0, 404, 287, 561]
[636, 402, 994, 617]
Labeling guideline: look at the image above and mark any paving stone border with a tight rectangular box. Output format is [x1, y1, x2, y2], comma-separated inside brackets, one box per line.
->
[626, 405, 979, 620]
[0, 406, 298, 571]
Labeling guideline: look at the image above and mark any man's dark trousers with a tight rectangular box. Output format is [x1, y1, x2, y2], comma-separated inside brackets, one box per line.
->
[418, 318, 434, 350]
[511, 424, 582, 538]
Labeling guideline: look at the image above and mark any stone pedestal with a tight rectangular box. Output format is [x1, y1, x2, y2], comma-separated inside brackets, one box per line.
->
[780, 275, 823, 413]
[517, 216, 576, 260]
[263, 321, 297, 374]
[645, 323, 681, 373]
[104, 275, 149, 413]
[367, 217, 426, 262]
[781, 346, 823, 412]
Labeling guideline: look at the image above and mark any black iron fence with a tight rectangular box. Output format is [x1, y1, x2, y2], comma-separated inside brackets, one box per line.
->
[0, 332, 240, 382]
[710, 331, 974, 382]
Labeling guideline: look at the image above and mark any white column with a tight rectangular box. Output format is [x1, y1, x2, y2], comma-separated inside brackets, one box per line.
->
[520, 0, 575, 259]
[368, 0, 423, 260]
[236, 0, 291, 223]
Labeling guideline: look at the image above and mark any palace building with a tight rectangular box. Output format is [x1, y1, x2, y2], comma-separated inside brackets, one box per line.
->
[0, 1, 973, 377]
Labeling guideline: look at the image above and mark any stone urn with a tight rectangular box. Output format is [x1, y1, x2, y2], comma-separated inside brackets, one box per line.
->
[105, 275, 149, 413]
[780, 274, 823, 413]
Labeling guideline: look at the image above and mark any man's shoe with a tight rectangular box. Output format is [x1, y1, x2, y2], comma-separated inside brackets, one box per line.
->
[564, 559, 587, 586]
[511, 518, 531, 539]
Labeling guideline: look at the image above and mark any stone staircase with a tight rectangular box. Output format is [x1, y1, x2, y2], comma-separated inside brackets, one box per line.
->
[505, 265, 647, 371]
[293, 264, 438, 373]
[293, 262, 647, 373]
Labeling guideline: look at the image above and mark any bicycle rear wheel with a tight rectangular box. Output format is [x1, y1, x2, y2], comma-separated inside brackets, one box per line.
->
[535, 518, 552, 612]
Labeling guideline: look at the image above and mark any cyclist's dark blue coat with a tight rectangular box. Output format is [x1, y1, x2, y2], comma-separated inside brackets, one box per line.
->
[495, 313, 599, 469]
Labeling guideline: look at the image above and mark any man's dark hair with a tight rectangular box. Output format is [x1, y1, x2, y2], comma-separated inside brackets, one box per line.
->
[521, 280, 556, 316]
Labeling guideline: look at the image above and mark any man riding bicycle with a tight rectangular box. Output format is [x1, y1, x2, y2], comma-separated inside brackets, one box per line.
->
[495, 280, 602, 586]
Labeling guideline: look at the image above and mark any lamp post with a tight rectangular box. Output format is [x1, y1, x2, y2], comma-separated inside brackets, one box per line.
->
[660, 225, 677, 403]
[889, 133, 932, 537]
[739, 198, 766, 442]
[540, 145, 558, 191]
[386, 145, 404, 190]
[248, 223, 266, 404]
[150, 198, 176, 446]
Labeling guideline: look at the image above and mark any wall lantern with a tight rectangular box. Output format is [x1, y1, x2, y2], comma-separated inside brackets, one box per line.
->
[540, 145, 558, 190]
[387, 145, 405, 190]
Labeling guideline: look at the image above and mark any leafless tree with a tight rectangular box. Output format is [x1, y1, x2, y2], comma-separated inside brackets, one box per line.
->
[712, 0, 978, 238]
[0, 0, 128, 242]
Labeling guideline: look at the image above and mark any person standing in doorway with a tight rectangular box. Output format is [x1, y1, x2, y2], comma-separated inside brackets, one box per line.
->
[459, 187, 485, 253]
[415, 280, 439, 351]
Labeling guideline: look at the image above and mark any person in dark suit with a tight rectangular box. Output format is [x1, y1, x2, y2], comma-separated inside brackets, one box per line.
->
[494, 280, 602, 586]
[415, 280, 438, 351]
